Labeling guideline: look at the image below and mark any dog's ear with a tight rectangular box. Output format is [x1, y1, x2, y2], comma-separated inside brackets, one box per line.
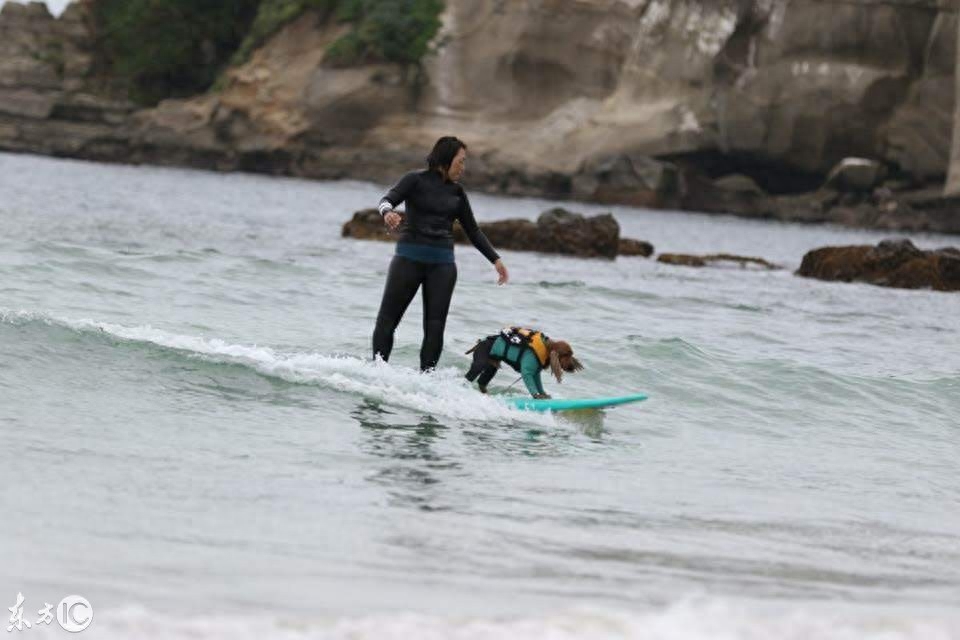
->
[568, 355, 583, 372]
[549, 350, 564, 383]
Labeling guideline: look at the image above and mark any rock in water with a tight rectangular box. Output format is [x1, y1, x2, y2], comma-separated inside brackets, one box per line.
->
[534, 208, 620, 259]
[618, 238, 655, 258]
[343, 206, 653, 259]
[341, 209, 395, 242]
[458, 218, 537, 254]
[797, 239, 960, 291]
[657, 254, 780, 270]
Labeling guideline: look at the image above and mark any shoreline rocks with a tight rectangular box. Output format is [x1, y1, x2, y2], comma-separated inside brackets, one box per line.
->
[618, 237, 655, 257]
[797, 239, 960, 291]
[342, 207, 654, 259]
[2, 2, 960, 235]
[656, 254, 780, 270]
[345, 205, 960, 294]
[0, 2, 137, 159]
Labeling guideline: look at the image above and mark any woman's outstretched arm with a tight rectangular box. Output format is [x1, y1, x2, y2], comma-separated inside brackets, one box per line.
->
[458, 189, 509, 284]
[457, 190, 498, 261]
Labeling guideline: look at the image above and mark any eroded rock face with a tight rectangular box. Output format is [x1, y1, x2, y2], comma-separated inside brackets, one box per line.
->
[770, 186, 960, 233]
[342, 206, 653, 259]
[150, 0, 960, 233]
[416, 0, 959, 194]
[571, 153, 680, 207]
[892, 9, 956, 184]
[0, 1, 134, 158]
[797, 238, 960, 291]
[824, 159, 888, 193]
[2, 0, 960, 234]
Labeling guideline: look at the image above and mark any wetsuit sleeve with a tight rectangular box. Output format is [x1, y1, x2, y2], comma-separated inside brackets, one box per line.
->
[457, 188, 500, 264]
[379, 172, 418, 217]
[520, 351, 546, 396]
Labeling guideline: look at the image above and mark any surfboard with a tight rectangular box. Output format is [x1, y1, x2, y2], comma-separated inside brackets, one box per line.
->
[505, 393, 648, 412]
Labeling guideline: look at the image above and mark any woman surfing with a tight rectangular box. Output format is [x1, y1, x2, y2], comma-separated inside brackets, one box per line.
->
[372, 136, 509, 371]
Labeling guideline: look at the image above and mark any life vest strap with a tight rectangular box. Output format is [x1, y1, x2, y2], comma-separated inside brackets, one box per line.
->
[499, 326, 549, 367]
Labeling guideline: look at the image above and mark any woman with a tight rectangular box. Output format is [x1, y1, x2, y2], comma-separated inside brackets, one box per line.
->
[373, 136, 509, 371]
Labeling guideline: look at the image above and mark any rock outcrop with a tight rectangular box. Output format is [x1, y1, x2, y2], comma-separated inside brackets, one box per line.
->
[2, 0, 960, 234]
[342, 207, 653, 259]
[656, 253, 780, 269]
[823, 159, 888, 194]
[341, 209, 395, 242]
[0, 1, 134, 159]
[415, 0, 960, 205]
[797, 238, 960, 291]
[769, 183, 960, 233]
[618, 237, 655, 258]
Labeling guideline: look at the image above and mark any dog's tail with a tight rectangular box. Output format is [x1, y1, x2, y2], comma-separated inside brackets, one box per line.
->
[465, 340, 481, 355]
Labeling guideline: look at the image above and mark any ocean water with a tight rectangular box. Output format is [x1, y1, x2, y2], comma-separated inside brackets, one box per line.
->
[1, 152, 958, 639]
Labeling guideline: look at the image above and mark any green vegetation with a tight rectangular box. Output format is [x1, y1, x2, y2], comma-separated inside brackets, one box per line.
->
[324, 0, 444, 68]
[94, 0, 262, 105]
[236, 0, 445, 69]
[94, 0, 445, 106]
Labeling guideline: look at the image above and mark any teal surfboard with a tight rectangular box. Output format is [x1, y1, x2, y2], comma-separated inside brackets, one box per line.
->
[505, 393, 648, 412]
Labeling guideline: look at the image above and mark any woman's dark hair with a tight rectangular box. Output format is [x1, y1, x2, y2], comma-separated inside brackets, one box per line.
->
[426, 136, 467, 172]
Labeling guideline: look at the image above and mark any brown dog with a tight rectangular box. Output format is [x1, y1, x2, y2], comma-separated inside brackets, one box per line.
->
[465, 327, 583, 398]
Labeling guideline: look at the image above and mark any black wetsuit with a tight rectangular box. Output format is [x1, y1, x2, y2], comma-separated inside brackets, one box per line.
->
[372, 169, 500, 371]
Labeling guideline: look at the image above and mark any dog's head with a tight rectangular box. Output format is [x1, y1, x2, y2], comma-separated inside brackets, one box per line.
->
[548, 340, 583, 383]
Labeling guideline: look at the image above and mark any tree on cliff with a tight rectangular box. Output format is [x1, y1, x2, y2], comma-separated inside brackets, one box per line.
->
[93, 0, 262, 105]
[324, 0, 443, 69]
[93, 0, 444, 106]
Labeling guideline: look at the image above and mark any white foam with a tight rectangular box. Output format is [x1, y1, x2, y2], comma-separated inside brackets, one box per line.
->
[1, 309, 556, 426]
[23, 600, 960, 640]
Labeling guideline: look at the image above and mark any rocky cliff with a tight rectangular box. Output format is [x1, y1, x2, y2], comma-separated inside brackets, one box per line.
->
[2, 0, 960, 232]
[0, 1, 133, 159]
